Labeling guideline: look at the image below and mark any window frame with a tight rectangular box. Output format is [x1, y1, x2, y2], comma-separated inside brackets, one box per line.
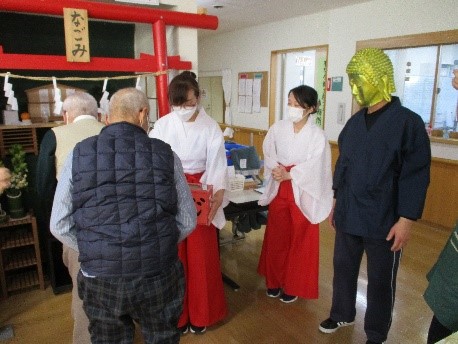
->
[354, 29, 458, 145]
[269, 44, 329, 127]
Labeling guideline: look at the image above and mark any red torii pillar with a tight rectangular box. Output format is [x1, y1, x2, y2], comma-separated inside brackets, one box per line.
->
[0, 0, 218, 118]
[153, 19, 169, 117]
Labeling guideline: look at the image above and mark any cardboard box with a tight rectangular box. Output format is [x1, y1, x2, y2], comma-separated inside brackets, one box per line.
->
[188, 183, 213, 225]
[27, 103, 52, 121]
[25, 83, 86, 120]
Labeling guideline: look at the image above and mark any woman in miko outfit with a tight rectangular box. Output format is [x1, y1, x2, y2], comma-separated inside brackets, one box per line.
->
[149, 71, 227, 335]
[257, 85, 333, 303]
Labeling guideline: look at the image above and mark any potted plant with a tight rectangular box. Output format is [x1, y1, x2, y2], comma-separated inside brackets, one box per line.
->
[5, 144, 28, 218]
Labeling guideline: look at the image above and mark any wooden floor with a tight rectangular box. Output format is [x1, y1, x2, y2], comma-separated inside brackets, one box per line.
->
[0, 220, 451, 343]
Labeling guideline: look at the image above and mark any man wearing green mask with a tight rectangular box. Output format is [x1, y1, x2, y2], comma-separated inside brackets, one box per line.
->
[319, 48, 431, 344]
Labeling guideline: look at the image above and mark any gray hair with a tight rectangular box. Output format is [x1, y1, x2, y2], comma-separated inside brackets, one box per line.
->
[62, 92, 99, 120]
[108, 88, 149, 123]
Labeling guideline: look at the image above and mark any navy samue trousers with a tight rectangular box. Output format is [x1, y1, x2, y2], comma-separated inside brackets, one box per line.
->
[330, 231, 401, 343]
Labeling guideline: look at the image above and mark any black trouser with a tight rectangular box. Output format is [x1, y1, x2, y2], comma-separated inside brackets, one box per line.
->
[330, 231, 401, 343]
[427, 315, 454, 344]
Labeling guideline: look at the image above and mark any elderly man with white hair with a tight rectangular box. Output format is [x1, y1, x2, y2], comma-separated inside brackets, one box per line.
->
[36, 91, 104, 344]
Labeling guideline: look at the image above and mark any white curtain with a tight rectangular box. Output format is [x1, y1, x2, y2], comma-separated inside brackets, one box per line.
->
[222, 68, 234, 138]
[222, 68, 232, 125]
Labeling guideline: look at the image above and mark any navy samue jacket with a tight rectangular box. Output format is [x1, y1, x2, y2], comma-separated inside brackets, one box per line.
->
[333, 97, 431, 239]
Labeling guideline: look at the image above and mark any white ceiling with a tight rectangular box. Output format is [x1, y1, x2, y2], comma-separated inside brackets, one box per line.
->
[196, 0, 371, 37]
[97, 0, 372, 37]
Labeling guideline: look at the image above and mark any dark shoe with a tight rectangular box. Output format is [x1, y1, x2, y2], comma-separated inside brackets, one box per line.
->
[318, 317, 355, 333]
[189, 324, 206, 334]
[279, 293, 298, 303]
[178, 324, 188, 335]
[366, 341, 385, 344]
[266, 288, 281, 298]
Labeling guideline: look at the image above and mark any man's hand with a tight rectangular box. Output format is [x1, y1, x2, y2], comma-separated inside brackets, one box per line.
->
[386, 217, 413, 251]
[328, 199, 336, 229]
[207, 189, 224, 225]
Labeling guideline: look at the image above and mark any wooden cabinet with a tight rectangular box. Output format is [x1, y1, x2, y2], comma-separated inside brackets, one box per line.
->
[0, 123, 59, 157]
[0, 215, 44, 298]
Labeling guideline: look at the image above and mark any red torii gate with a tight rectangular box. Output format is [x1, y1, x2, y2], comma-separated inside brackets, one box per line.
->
[0, 0, 218, 117]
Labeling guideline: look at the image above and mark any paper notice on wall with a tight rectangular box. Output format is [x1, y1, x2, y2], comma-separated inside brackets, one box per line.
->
[245, 79, 253, 96]
[245, 95, 253, 113]
[238, 78, 246, 96]
[253, 97, 261, 113]
[253, 77, 261, 113]
[238, 95, 246, 113]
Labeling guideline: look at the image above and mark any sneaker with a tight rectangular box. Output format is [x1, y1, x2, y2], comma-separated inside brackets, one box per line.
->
[318, 318, 355, 333]
[266, 288, 281, 298]
[178, 325, 188, 335]
[189, 324, 207, 334]
[279, 293, 298, 303]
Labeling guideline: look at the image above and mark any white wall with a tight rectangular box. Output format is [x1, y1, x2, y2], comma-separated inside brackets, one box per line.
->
[199, 13, 330, 130]
[135, 0, 198, 74]
[199, 0, 458, 160]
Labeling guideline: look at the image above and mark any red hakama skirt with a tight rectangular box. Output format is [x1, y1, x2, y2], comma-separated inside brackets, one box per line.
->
[257, 177, 319, 299]
[178, 172, 228, 327]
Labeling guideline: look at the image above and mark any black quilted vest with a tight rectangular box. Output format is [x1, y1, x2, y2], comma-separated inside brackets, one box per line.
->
[72, 122, 178, 277]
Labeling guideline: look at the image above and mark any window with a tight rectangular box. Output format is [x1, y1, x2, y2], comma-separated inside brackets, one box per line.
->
[385, 44, 458, 134]
[356, 29, 458, 141]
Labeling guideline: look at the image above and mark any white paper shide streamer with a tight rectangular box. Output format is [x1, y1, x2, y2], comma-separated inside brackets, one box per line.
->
[53, 77, 63, 115]
[4, 72, 18, 111]
[99, 78, 110, 116]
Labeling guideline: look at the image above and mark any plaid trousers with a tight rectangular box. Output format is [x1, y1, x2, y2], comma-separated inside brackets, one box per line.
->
[77, 260, 185, 344]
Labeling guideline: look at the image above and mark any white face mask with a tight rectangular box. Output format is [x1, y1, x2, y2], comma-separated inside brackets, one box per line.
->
[172, 106, 197, 122]
[287, 106, 304, 123]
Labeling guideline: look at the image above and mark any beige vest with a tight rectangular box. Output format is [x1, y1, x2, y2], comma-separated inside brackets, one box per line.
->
[52, 118, 105, 179]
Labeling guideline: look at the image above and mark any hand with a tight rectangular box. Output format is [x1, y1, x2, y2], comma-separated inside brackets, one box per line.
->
[386, 217, 413, 251]
[0, 167, 11, 193]
[271, 165, 291, 182]
[328, 200, 336, 230]
[207, 189, 224, 225]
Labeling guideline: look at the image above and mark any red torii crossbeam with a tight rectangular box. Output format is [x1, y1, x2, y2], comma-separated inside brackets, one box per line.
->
[0, 0, 218, 117]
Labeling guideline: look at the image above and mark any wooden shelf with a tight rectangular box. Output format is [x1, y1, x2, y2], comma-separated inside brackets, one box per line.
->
[3, 247, 37, 271]
[6, 269, 40, 293]
[0, 215, 44, 297]
[0, 124, 60, 157]
[0, 230, 35, 249]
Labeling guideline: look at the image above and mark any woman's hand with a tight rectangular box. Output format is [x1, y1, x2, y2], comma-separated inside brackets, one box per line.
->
[272, 165, 291, 182]
[207, 189, 224, 225]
